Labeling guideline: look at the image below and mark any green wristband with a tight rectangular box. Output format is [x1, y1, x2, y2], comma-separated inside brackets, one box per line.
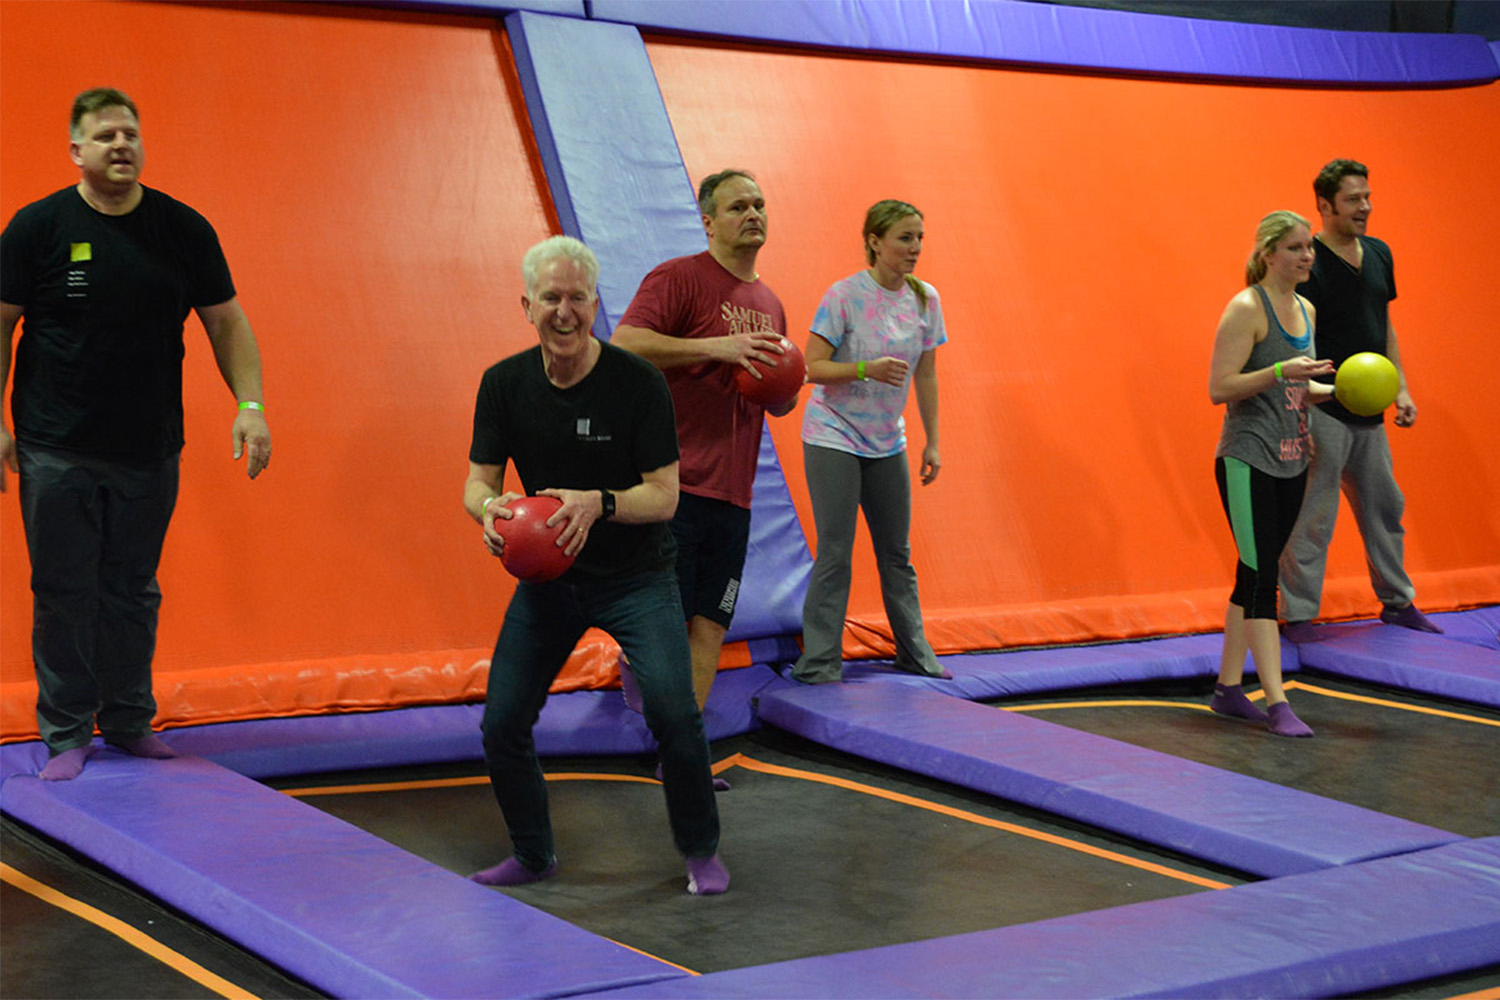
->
[1273, 362, 1283, 382]
[857, 361, 867, 381]
[238, 400, 265, 413]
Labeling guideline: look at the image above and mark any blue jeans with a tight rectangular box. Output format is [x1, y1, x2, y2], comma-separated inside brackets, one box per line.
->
[18, 444, 180, 753]
[480, 568, 719, 871]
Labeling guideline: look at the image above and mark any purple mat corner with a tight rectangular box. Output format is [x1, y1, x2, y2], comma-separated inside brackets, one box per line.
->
[0, 747, 686, 999]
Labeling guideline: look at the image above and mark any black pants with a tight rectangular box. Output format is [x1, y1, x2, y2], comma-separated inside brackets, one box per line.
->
[19, 444, 179, 752]
[1215, 456, 1304, 620]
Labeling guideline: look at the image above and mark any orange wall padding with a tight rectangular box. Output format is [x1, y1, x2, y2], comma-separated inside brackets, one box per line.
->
[644, 37, 1500, 658]
[3, 3, 1498, 740]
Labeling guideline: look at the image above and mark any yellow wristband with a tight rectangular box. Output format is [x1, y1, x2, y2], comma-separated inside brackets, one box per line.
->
[857, 361, 868, 381]
[238, 400, 265, 412]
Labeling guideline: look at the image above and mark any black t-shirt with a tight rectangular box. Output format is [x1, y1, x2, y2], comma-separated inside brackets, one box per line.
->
[1, 185, 236, 461]
[1298, 234, 1396, 426]
[469, 341, 679, 580]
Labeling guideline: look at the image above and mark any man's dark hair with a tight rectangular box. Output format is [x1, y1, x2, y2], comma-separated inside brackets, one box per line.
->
[70, 88, 139, 139]
[1313, 158, 1367, 207]
[697, 169, 756, 217]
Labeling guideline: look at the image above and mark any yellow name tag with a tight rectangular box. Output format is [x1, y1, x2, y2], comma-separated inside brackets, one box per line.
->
[70, 242, 92, 262]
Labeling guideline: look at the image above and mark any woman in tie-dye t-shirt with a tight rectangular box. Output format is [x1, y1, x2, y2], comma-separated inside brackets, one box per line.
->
[791, 200, 950, 685]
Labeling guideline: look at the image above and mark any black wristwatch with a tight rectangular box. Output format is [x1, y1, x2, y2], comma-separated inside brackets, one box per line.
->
[599, 489, 616, 521]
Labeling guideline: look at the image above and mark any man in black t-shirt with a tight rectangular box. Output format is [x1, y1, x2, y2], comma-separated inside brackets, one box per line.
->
[1280, 159, 1441, 639]
[0, 88, 273, 781]
[463, 235, 728, 896]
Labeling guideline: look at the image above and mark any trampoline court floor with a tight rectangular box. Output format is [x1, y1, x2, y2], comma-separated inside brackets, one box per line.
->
[3, 669, 1499, 999]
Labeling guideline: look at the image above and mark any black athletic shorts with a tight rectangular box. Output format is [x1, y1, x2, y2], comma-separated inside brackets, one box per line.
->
[669, 491, 751, 628]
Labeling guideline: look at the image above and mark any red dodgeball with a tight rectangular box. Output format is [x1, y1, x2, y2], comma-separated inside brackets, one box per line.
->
[494, 495, 575, 582]
[733, 338, 806, 409]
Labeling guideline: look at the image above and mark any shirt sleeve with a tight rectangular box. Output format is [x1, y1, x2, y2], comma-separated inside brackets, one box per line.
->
[468, 369, 511, 466]
[633, 364, 680, 473]
[181, 207, 237, 308]
[0, 209, 37, 306]
[619, 261, 685, 335]
[922, 284, 948, 351]
[809, 282, 846, 349]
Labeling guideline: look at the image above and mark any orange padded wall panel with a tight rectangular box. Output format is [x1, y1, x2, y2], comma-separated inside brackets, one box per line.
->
[1, 1, 556, 736]
[644, 37, 1500, 655]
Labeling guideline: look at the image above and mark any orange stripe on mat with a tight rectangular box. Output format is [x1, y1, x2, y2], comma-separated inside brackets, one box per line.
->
[720, 753, 1232, 890]
[1006, 699, 1219, 714]
[279, 754, 1229, 890]
[1286, 681, 1500, 727]
[284, 772, 660, 798]
[0, 863, 258, 1000]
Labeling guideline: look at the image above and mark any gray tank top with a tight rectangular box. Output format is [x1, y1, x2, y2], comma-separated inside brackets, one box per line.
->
[1214, 285, 1314, 478]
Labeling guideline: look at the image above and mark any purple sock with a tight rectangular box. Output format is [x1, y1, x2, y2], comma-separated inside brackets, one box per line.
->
[656, 761, 730, 792]
[1379, 604, 1444, 634]
[1267, 701, 1314, 738]
[1211, 684, 1269, 723]
[470, 857, 557, 887]
[618, 654, 643, 714]
[109, 734, 179, 759]
[39, 747, 91, 781]
[685, 853, 729, 896]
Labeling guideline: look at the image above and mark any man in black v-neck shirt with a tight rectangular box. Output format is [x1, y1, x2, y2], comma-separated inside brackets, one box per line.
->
[1279, 158, 1442, 639]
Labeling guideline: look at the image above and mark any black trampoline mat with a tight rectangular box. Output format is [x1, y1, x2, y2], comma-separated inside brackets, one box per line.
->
[995, 676, 1500, 838]
[1, 815, 321, 999]
[281, 728, 1243, 975]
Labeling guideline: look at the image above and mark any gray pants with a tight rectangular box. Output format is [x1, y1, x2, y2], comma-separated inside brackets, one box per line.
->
[794, 443, 940, 682]
[18, 444, 179, 753]
[1279, 406, 1415, 622]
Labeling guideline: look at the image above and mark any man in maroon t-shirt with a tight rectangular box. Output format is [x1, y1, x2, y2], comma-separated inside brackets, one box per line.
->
[615, 170, 798, 718]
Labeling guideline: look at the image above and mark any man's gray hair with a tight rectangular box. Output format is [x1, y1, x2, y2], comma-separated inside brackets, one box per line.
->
[522, 236, 599, 295]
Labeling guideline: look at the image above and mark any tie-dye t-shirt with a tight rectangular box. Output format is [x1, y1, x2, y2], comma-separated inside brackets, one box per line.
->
[801, 270, 946, 458]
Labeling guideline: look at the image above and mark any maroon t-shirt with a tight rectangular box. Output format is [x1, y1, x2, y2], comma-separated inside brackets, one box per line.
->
[618, 252, 786, 508]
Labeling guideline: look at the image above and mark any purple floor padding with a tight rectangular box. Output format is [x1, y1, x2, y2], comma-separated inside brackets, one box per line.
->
[1295, 621, 1500, 707]
[86, 664, 783, 781]
[756, 682, 1459, 877]
[1, 635, 1487, 999]
[580, 836, 1500, 1000]
[0, 747, 687, 999]
[1427, 605, 1500, 651]
[840, 632, 1299, 700]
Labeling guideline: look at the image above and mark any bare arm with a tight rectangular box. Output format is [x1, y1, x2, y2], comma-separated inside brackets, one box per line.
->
[1386, 318, 1416, 427]
[197, 297, 272, 478]
[466, 462, 517, 560]
[550, 461, 679, 526]
[466, 461, 680, 560]
[913, 348, 941, 485]
[613, 322, 784, 375]
[1208, 291, 1332, 405]
[0, 301, 20, 491]
[805, 333, 908, 387]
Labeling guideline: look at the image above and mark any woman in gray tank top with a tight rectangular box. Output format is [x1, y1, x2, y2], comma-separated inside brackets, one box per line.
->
[1207, 211, 1335, 738]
